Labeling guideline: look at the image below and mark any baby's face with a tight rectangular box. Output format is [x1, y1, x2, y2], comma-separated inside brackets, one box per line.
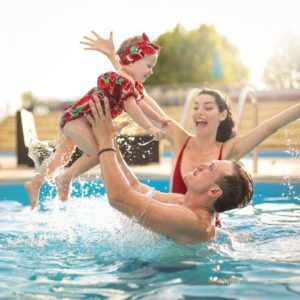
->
[129, 54, 158, 82]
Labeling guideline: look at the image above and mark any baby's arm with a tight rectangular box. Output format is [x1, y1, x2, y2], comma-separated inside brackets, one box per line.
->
[139, 100, 170, 128]
[80, 31, 121, 70]
[124, 97, 165, 140]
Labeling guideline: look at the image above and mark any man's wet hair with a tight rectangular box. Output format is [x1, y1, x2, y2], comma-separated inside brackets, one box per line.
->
[213, 161, 254, 213]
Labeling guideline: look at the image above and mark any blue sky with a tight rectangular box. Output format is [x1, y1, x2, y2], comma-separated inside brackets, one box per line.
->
[1, 0, 299, 114]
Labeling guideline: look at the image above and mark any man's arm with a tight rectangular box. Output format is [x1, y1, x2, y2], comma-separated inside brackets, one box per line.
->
[114, 139, 185, 205]
[88, 97, 209, 244]
[114, 139, 151, 194]
[101, 147, 207, 243]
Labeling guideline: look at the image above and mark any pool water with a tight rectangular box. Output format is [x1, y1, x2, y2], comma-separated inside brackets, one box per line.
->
[0, 181, 299, 299]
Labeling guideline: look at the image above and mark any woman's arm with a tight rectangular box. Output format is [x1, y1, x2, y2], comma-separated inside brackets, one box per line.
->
[228, 102, 300, 159]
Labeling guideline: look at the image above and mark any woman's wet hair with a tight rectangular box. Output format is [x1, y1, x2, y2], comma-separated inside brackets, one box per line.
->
[213, 161, 254, 213]
[116, 35, 143, 55]
[198, 88, 235, 142]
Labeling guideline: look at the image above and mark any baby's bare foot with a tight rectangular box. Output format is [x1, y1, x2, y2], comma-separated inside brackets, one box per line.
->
[24, 180, 43, 209]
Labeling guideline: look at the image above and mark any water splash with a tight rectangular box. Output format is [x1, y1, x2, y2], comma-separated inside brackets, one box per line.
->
[137, 138, 155, 147]
[28, 137, 55, 172]
[282, 128, 300, 201]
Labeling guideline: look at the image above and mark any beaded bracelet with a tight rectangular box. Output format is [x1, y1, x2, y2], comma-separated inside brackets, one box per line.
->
[98, 147, 116, 157]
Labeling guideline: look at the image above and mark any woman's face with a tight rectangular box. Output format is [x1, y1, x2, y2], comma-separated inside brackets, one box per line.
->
[192, 93, 227, 137]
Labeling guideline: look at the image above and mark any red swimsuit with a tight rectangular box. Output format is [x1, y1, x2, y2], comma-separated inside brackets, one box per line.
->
[171, 136, 223, 194]
[59, 71, 144, 128]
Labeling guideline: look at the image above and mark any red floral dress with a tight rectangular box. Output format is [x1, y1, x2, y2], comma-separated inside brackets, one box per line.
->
[59, 72, 144, 128]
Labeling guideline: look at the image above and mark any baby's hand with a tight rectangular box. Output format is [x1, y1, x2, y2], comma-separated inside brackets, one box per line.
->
[159, 117, 171, 128]
[148, 126, 165, 141]
[80, 31, 115, 57]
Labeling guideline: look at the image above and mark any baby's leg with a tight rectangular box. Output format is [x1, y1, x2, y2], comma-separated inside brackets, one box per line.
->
[25, 134, 74, 209]
[24, 174, 45, 209]
[56, 118, 99, 201]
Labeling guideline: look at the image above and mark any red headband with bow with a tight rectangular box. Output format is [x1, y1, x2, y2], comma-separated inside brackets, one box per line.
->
[119, 33, 160, 65]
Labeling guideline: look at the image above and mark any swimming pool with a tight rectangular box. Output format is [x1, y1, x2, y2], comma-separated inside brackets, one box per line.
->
[0, 180, 299, 299]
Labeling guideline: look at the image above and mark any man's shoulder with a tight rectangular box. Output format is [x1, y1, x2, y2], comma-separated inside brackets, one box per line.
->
[194, 209, 215, 237]
[175, 210, 215, 244]
[152, 190, 185, 205]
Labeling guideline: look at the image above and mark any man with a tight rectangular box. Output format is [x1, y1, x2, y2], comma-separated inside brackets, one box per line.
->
[87, 96, 254, 244]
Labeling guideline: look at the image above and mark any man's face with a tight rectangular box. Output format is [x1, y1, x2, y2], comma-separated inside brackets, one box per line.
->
[183, 160, 235, 193]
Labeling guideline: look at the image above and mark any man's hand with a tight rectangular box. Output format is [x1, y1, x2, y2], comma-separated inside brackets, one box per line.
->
[88, 95, 128, 145]
[80, 31, 115, 58]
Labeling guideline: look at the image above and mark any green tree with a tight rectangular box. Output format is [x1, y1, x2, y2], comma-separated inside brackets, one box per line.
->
[263, 33, 300, 89]
[147, 24, 249, 86]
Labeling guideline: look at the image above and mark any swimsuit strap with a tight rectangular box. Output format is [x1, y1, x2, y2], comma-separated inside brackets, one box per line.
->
[171, 136, 192, 194]
[218, 143, 224, 160]
[178, 136, 191, 163]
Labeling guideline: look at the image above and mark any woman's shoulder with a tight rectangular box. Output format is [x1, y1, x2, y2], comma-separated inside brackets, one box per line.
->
[171, 129, 192, 152]
[221, 135, 240, 159]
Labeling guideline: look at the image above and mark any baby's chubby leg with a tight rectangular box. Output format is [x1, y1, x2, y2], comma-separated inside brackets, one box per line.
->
[25, 135, 74, 209]
[57, 118, 99, 201]
[25, 174, 45, 209]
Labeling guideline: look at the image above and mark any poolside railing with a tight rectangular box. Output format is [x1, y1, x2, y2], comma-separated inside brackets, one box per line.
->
[180, 88, 199, 127]
[236, 87, 258, 174]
